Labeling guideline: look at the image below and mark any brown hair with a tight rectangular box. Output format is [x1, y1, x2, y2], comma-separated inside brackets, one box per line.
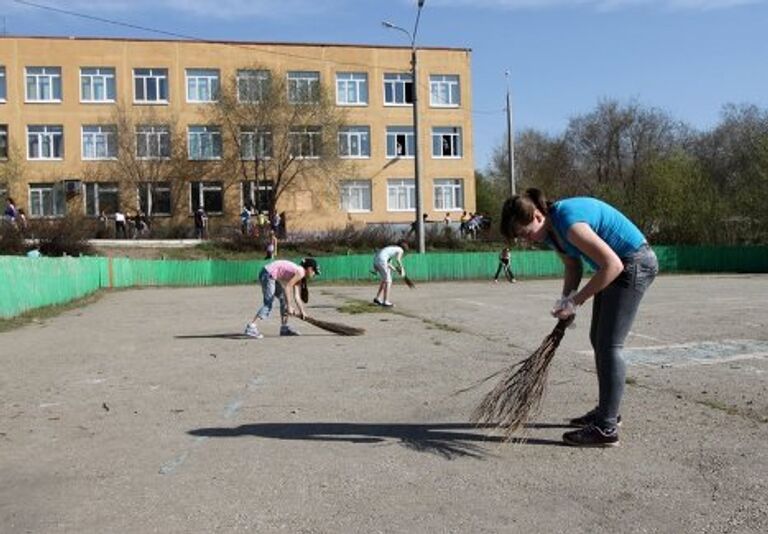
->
[499, 188, 551, 239]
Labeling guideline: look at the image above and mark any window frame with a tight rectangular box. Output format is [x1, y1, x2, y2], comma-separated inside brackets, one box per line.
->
[190, 181, 224, 214]
[340, 179, 372, 213]
[80, 67, 117, 103]
[386, 126, 415, 159]
[241, 181, 275, 212]
[135, 124, 171, 160]
[383, 73, 413, 106]
[0, 124, 8, 159]
[27, 125, 64, 160]
[84, 182, 120, 216]
[138, 182, 172, 216]
[0, 66, 6, 103]
[187, 125, 222, 161]
[25, 66, 63, 103]
[431, 126, 463, 159]
[133, 68, 169, 104]
[386, 178, 416, 212]
[433, 178, 464, 211]
[429, 74, 461, 108]
[82, 125, 118, 160]
[288, 126, 322, 159]
[240, 127, 273, 161]
[28, 182, 66, 218]
[186, 68, 220, 103]
[237, 69, 271, 103]
[338, 126, 371, 159]
[287, 71, 320, 104]
[336, 72, 368, 106]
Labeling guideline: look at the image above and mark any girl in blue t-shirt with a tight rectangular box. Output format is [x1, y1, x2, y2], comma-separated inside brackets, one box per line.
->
[501, 188, 658, 448]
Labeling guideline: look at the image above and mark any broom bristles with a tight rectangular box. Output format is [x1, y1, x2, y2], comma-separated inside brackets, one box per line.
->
[300, 316, 365, 336]
[403, 275, 417, 289]
[471, 318, 572, 441]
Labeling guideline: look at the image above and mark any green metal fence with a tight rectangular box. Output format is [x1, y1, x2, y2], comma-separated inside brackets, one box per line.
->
[1, 246, 766, 319]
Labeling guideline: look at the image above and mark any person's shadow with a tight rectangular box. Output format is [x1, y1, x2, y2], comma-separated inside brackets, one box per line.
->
[188, 422, 568, 460]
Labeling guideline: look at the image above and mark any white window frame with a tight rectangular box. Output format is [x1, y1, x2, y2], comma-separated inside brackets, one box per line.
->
[432, 127, 463, 159]
[386, 126, 415, 159]
[187, 125, 222, 160]
[186, 68, 220, 103]
[190, 181, 224, 214]
[237, 69, 270, 103]
[27, 125, 64, 160]
[82, 125, 118, 160]
[387, 178, 416, 212]
[138, 182, 172, 216]
[80, 67, 116, 103]
[434, 178, 464, 211]
[242, 181, 274, 211]
[340, 179, 372, 213]
[240, 128, 273, 160]
[287, 71, 320, 104]
[338, 126, 370, 159]
[0, 125, 7, 159]
[29, 183, 66, 218]
[288, 126, 322, 159]
[136, 125, 171, 160]
[133, 68, 169, 104]
[336, 72, 368, 106]
[25, 67, 62, 103]
[0, 66, 6, 103]
[383, 73, 413, 106]
[429, 74, 460, 107]
[84, 182, 120, 216]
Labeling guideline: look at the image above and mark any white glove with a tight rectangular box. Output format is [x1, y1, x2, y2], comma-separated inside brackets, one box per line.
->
[551, 291, 579, 319]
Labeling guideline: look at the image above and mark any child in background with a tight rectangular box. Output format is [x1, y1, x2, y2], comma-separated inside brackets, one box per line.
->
[493, 246, 517, 283]
[245, 258, 320, 338]
[372, 241, 408, 307]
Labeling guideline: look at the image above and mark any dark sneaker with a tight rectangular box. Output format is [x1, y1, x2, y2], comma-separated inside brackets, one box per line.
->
[280, 325, 301, 336]
[563, 424, 619, 448]
[569, 408, 622, 427]
[373, 298, 383, 306]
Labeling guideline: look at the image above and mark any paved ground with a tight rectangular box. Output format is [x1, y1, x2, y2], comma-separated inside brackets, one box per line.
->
[1, 275, 767, 533]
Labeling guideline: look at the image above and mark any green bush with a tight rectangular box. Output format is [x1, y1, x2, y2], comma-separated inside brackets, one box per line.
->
[29, 216, 94, 257]
[0, 223, 27, 255]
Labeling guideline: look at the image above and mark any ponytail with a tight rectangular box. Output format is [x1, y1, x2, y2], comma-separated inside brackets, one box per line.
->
[500, 188, 552, 239]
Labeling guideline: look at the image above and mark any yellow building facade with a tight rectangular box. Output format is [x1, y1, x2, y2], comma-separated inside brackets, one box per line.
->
[0, 36, 474, 233]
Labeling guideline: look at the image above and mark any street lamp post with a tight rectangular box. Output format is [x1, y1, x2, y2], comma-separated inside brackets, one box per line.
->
[382, 0, 426, 253]
[505, 69, 516, 197]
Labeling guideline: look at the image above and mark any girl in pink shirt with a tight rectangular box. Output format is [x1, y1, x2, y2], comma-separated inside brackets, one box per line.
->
[245, 258, 319, 338]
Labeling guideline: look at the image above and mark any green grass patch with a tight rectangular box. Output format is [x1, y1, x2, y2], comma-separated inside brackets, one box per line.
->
[337, 299, 390, 315]
[0, 291, 105, 333]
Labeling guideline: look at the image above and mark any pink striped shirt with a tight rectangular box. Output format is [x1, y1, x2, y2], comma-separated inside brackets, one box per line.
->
[265, 260, 305, 283]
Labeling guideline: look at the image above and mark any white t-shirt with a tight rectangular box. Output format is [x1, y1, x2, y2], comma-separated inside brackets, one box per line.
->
[375, 245, 403, 266]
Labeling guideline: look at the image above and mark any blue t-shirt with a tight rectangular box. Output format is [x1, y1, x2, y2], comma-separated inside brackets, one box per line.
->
[546, 197, 646, 269]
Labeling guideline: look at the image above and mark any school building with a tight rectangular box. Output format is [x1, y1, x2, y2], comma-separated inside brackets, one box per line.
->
[0, 35, 475, 234]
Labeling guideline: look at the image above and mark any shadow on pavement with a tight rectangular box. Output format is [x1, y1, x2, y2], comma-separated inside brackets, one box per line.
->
[188, 422, 567, 459]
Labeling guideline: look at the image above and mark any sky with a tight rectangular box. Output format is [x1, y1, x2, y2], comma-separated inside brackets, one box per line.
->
[3, 0, 768, 169]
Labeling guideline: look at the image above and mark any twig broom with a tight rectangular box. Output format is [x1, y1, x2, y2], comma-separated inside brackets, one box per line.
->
[298, 315, 365, 336]
[471, 317, 573, 441]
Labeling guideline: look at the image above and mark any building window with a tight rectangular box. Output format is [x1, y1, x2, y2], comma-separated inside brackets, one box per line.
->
[84, 182, 119, 216]
[237, 69, 270, 103]
[287, 71, 320, 103]
[80, 67, 116, 102]
[82, 125, 118, 160]
[187, 125, 222, 160]
[0, 66, 6, 102]
[242, 181, 274, 212]
[29, 183, 66, 217]
[138, 182, 172, 216]
[0, 125, 7, 159]
[434, 178, 464, 211]
[386, 126, 415, 158]
[136, 125, 171, 159]
[340, 180, 372, 212]
[25, 67, 62, 102]
[336, 72, 368, 105]
[384, 73, 413, 105]
[27, 125, 63, 160]
[186, 69, 220, 103]
[338, 126, 370, 158]
[134, 68, 168, 103]
[190, 181, 223, 213]
[288, 126, 322, 158]
[432, 127, 463, 158]
[240, 128, 273, 160]
[387, 178, 415, 211]
[430, 74, 460, 107]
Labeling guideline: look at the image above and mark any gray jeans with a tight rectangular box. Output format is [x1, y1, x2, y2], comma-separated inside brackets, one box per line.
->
[589, 245, 658, 430]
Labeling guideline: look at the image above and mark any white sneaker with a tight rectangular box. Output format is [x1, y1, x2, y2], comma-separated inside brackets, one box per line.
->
[382, 301, 394, 308]
[244, 323, 263, 339]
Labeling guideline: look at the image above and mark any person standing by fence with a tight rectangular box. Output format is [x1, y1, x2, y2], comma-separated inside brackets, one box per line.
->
[493, 246, 516, 283]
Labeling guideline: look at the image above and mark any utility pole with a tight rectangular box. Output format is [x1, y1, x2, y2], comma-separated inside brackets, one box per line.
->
[505, 70, 516, 197]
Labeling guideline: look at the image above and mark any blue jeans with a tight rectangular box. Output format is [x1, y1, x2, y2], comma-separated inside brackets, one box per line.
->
[589, 245, 658, 431]
[256, 268, 287, 320]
